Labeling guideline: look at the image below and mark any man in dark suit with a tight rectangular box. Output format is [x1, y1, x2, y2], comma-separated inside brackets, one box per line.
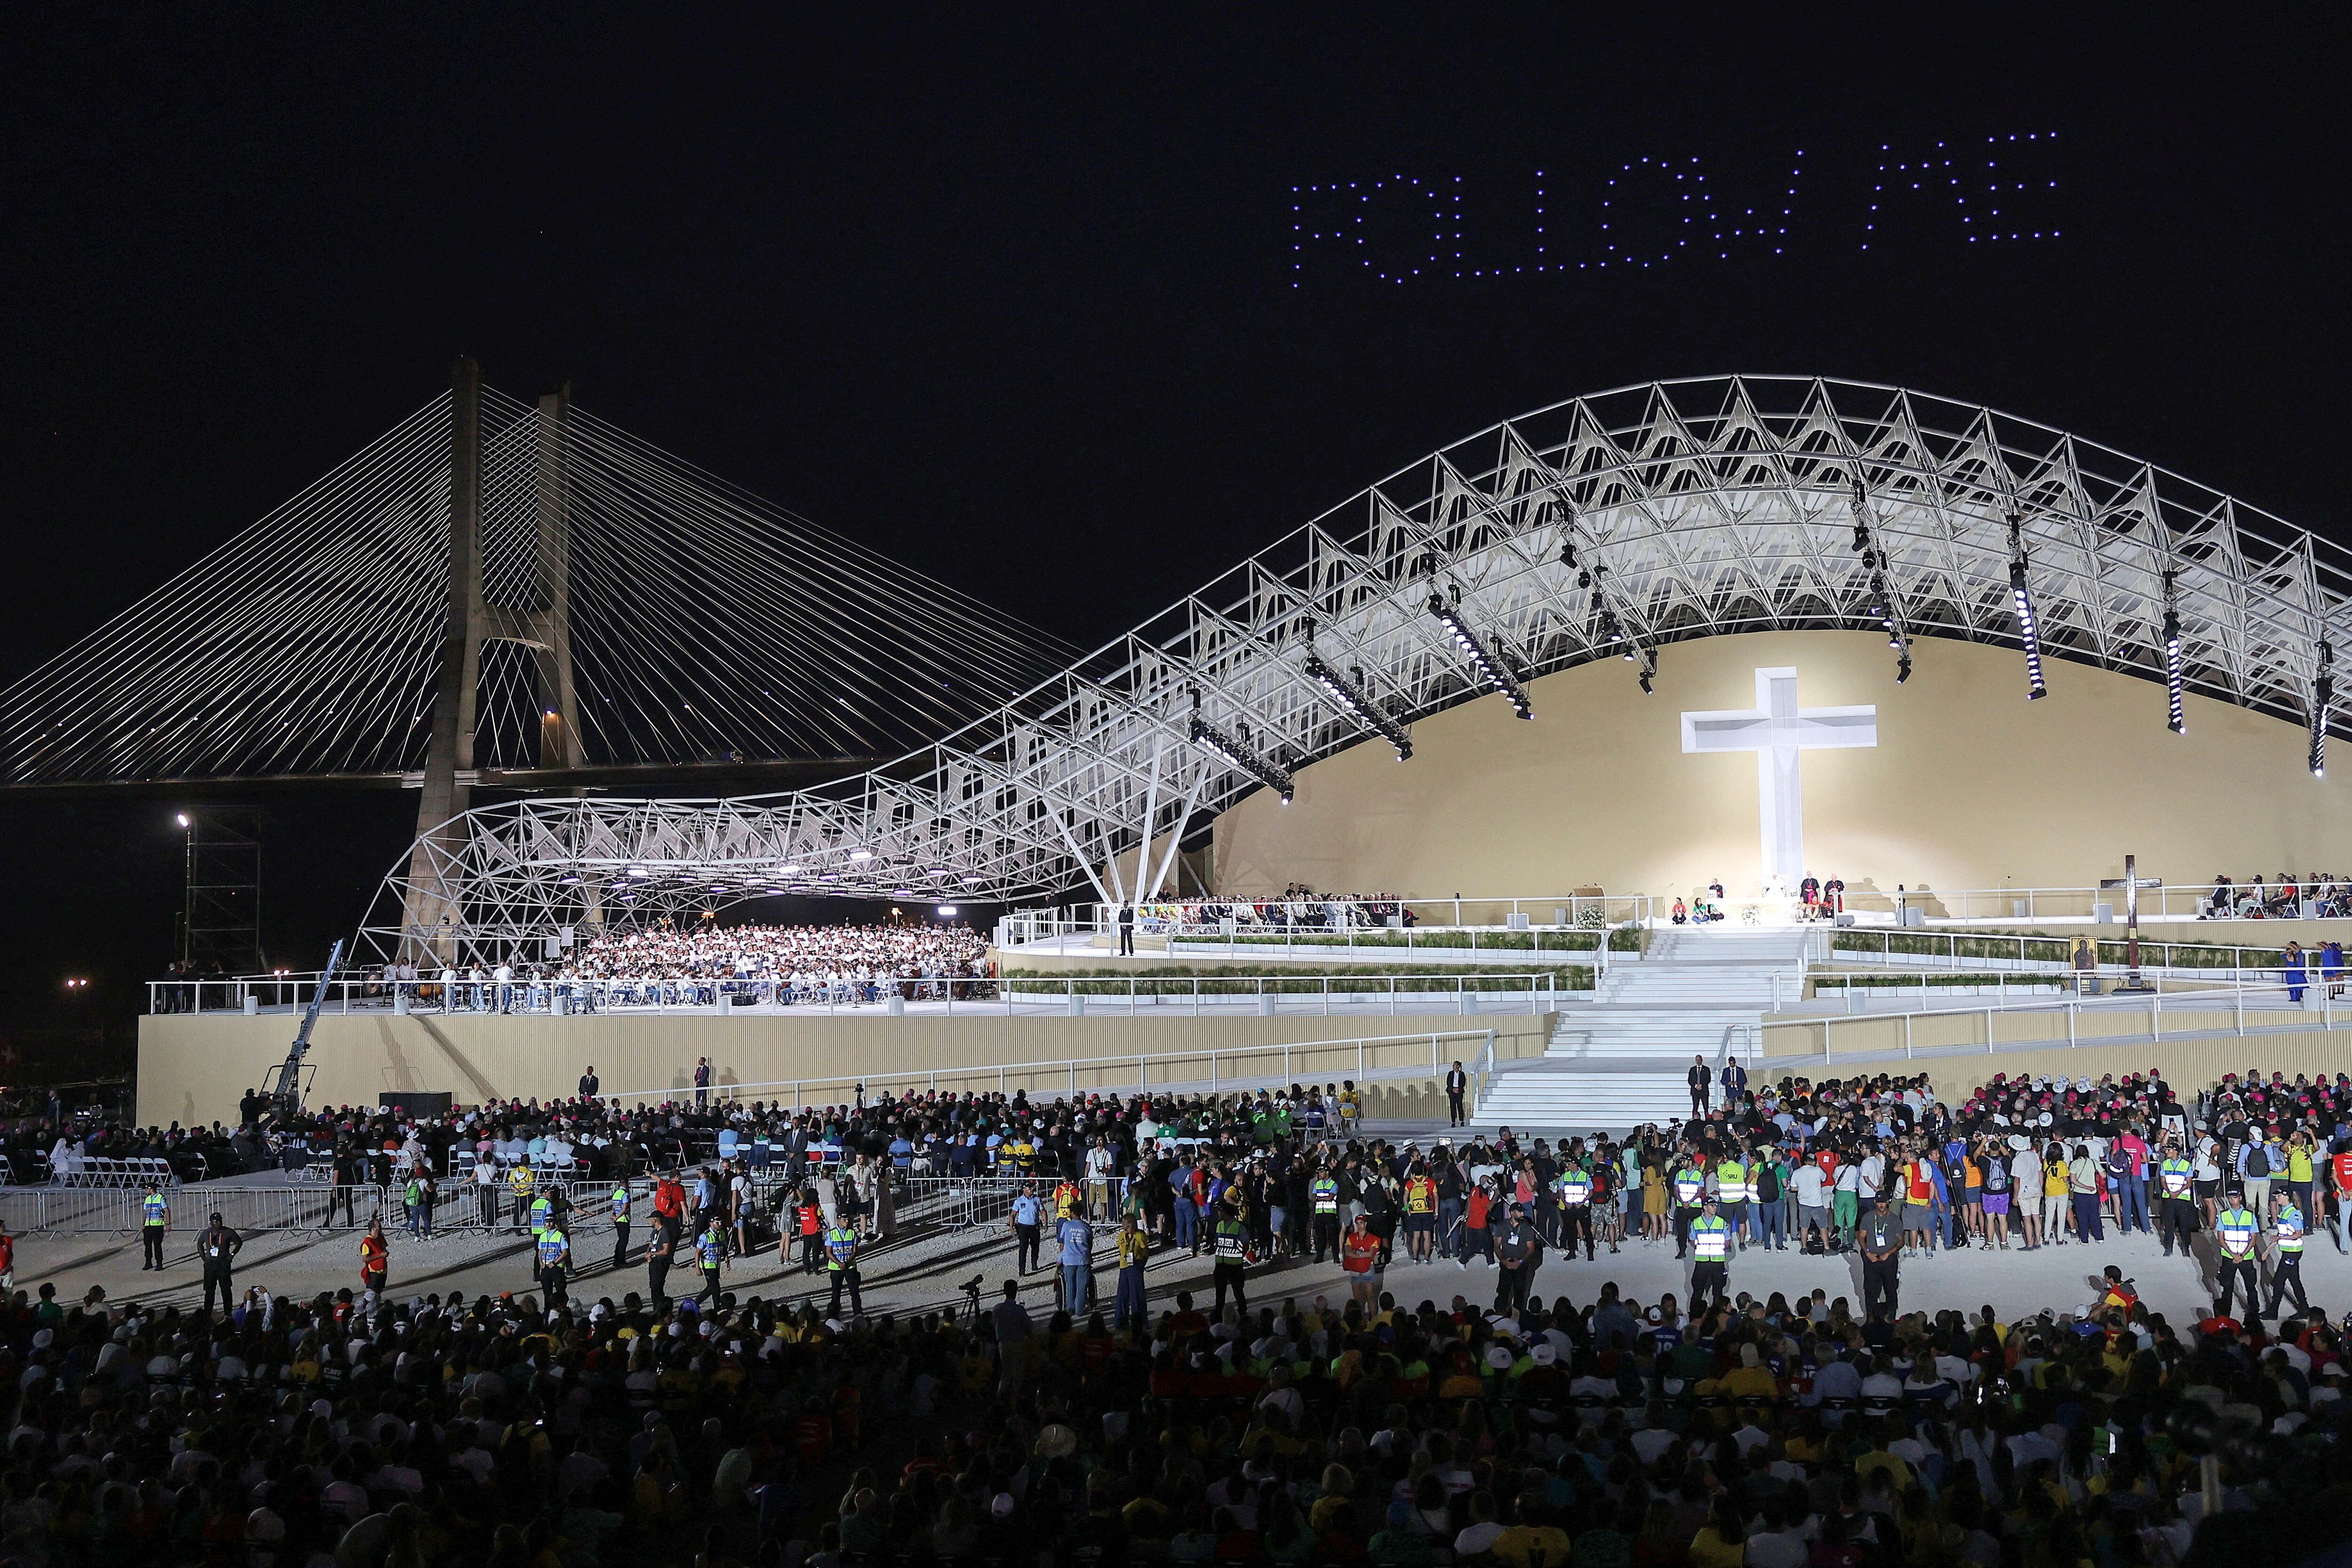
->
[1117, 904, 1136, 957]
[1445, 1061, 1469, 1127]
[578, 1066, 601, 1099]
[1687, 1055, 1712, 1116]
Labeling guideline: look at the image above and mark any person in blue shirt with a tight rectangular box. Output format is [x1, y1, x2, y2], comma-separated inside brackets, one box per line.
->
[1009, 1185, 1043, 1272]
[1057, 1212, 1095, 1314]
[1170, 1162, 1200, 1253]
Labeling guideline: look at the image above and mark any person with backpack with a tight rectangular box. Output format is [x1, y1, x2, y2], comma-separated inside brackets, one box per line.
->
[2239, 1128, 2278, 1215]
[1979, 1139, 2012, 1249]
[1752, 1146, 1786, 1251]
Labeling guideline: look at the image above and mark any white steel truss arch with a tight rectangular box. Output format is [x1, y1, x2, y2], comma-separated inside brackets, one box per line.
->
[365, 374, 2352, 957]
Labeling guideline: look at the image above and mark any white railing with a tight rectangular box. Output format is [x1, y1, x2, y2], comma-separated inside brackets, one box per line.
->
[149, 970, 1577, 1018]
[587, 1025, 1515, 1110]
[1801, 966, 2300, 1009]
[1004, 893, 1655, 945]
[1826, 928, 2310, 974]
[1769, 975, 2344, 1064]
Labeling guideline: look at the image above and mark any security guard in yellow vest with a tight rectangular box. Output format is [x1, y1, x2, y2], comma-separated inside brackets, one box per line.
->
[1555, 1162, 1595, 1260]
[2157, 1143, 2198, 1258]
[1672, 1162, 1706, 1258]
[1310, 1166, 1342, 1262]
[1688, 1195, 1732, 1314]
[1714, 1156, 1750, 1248]
[609, 1181, 633, 1267]
[825, 1212, 864, 1318]
[529, 1192, 553, 1243]
[140, 1180, 170, 1271]
[2213, 1201, 2260, 1321]
[535, 1223, 570, 1307]
[2261, 1195, 2310, 1319]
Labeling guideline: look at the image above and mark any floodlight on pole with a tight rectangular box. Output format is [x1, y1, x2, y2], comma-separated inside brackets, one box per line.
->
[1427, 590, 1533, 719]
[2161, 569, 2185, 734]
[1188, 691, 1295, 802]
[2007, 514, 2047, 700]
[1301, 650, 1412, 759]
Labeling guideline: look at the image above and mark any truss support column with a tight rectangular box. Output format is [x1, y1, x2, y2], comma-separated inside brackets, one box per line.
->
[403, 355, 486, 959]
[534, 386, 586, 771]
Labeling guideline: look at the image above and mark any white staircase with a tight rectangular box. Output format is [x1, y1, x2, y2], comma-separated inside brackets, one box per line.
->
[1472, 926, 1814, 1133]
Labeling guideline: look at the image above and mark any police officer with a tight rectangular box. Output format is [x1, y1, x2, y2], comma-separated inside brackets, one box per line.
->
[824, 1211, 864, 1318]
[199, 1211, 242, 1315]
[536, 1218, 571, 1307]
[609, 1179, 634, 1268]
[1310, 1162, 1342, 1263]
[2262, 1190, 2310, 1319]
[1555, 1158, 1596, 1262]
[695, 1217, 728, 1304]
[2157, 1138, 2200, 1258]
[1688, 1195, 1732, 1315]
[529, 1186, 554, 1252]
[2213, 1196, 2261, 1320]
[139, 1179, 170, 1270]
[1860, 1193, 1903, 1321]
[1210, 1194, 1250, 1316]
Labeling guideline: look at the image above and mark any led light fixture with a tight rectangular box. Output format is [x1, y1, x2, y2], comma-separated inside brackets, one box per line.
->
[1187, 702, 1295, 802]
[1428, 592, 1533, 718]
[2008, 514, 2046, 700]
[1303, 652, 1412, 758]
[2161, 570, 2185, 734]
[2312, 640, 2333, 778]
[847, 849, 873, 862]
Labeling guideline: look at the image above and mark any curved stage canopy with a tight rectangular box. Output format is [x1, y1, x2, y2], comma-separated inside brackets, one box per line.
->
[367, 375, 2352, 953]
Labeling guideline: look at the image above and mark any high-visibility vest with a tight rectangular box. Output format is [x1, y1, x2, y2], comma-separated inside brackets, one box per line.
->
[2276, 1207, 2306, 1254]
[697, 1232, 725, 1267]
[2217, 1207, 2258, 1259]
[1213, 1220, 1247, 1260]
[536, 1230, 567, 1267]
[1557, 1169, 1591, 1205]
[530, 1196, 552, 1236]
[1312, 1177, 1339, 1214]
[825, 1226, 857, 1268]
[1054, 1181, 1080, 1218]
[610, 1186, 631, 1221]
[1404, 1177, 1436, 1214]
[1674, 1168, 1704, 1206]
[142, 1194, 167, 1226]
[1716, 1162, 1749, 1203]
[1690, 1215, 1731, 1260]
[2160, 1158, 2193, 1197]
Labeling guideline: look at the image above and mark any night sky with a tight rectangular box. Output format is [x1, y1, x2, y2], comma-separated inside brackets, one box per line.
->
[1, 12, 2344, 1074]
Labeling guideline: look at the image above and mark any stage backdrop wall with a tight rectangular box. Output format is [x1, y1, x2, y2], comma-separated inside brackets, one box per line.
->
[137, 1011, 1553, 1131]
[1212, 631, 2352, 907]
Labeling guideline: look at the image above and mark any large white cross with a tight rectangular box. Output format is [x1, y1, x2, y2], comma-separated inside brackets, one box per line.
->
[1681, 666, 1877, 887]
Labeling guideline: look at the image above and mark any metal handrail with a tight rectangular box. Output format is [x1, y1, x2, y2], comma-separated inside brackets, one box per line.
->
[148, 968, 1580, 1017]
[1827, 928, 2317, 973]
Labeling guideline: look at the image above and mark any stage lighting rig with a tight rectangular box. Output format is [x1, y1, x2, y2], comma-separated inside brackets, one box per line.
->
[2311, 640, 2332, 779]
[1187, 691, 1295, 802]
[1303, 651, 1412, 759]
[1428, 587, 1533, 719]
[2007, 513, 2047, 700]
[2161, 569, 2185, 734]
[1853, 478, 1913, 681]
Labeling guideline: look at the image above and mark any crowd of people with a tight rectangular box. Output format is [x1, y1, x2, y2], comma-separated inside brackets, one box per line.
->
[2201, 873, 2352, 919]
[362, 921, 996, 1012]
[12, 1053, 2352, 1568]
[1134, 891, 1414, 935]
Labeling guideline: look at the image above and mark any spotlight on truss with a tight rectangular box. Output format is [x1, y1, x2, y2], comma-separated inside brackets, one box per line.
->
[2312, 640, 2333, 779]
[1303, 652, 1412, 759]
[1427, 592, 1533, 719]
[1188, 699, 1295, 803]
[2007, 514, 2047, 701]
[2161, 570, 2185, 735]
